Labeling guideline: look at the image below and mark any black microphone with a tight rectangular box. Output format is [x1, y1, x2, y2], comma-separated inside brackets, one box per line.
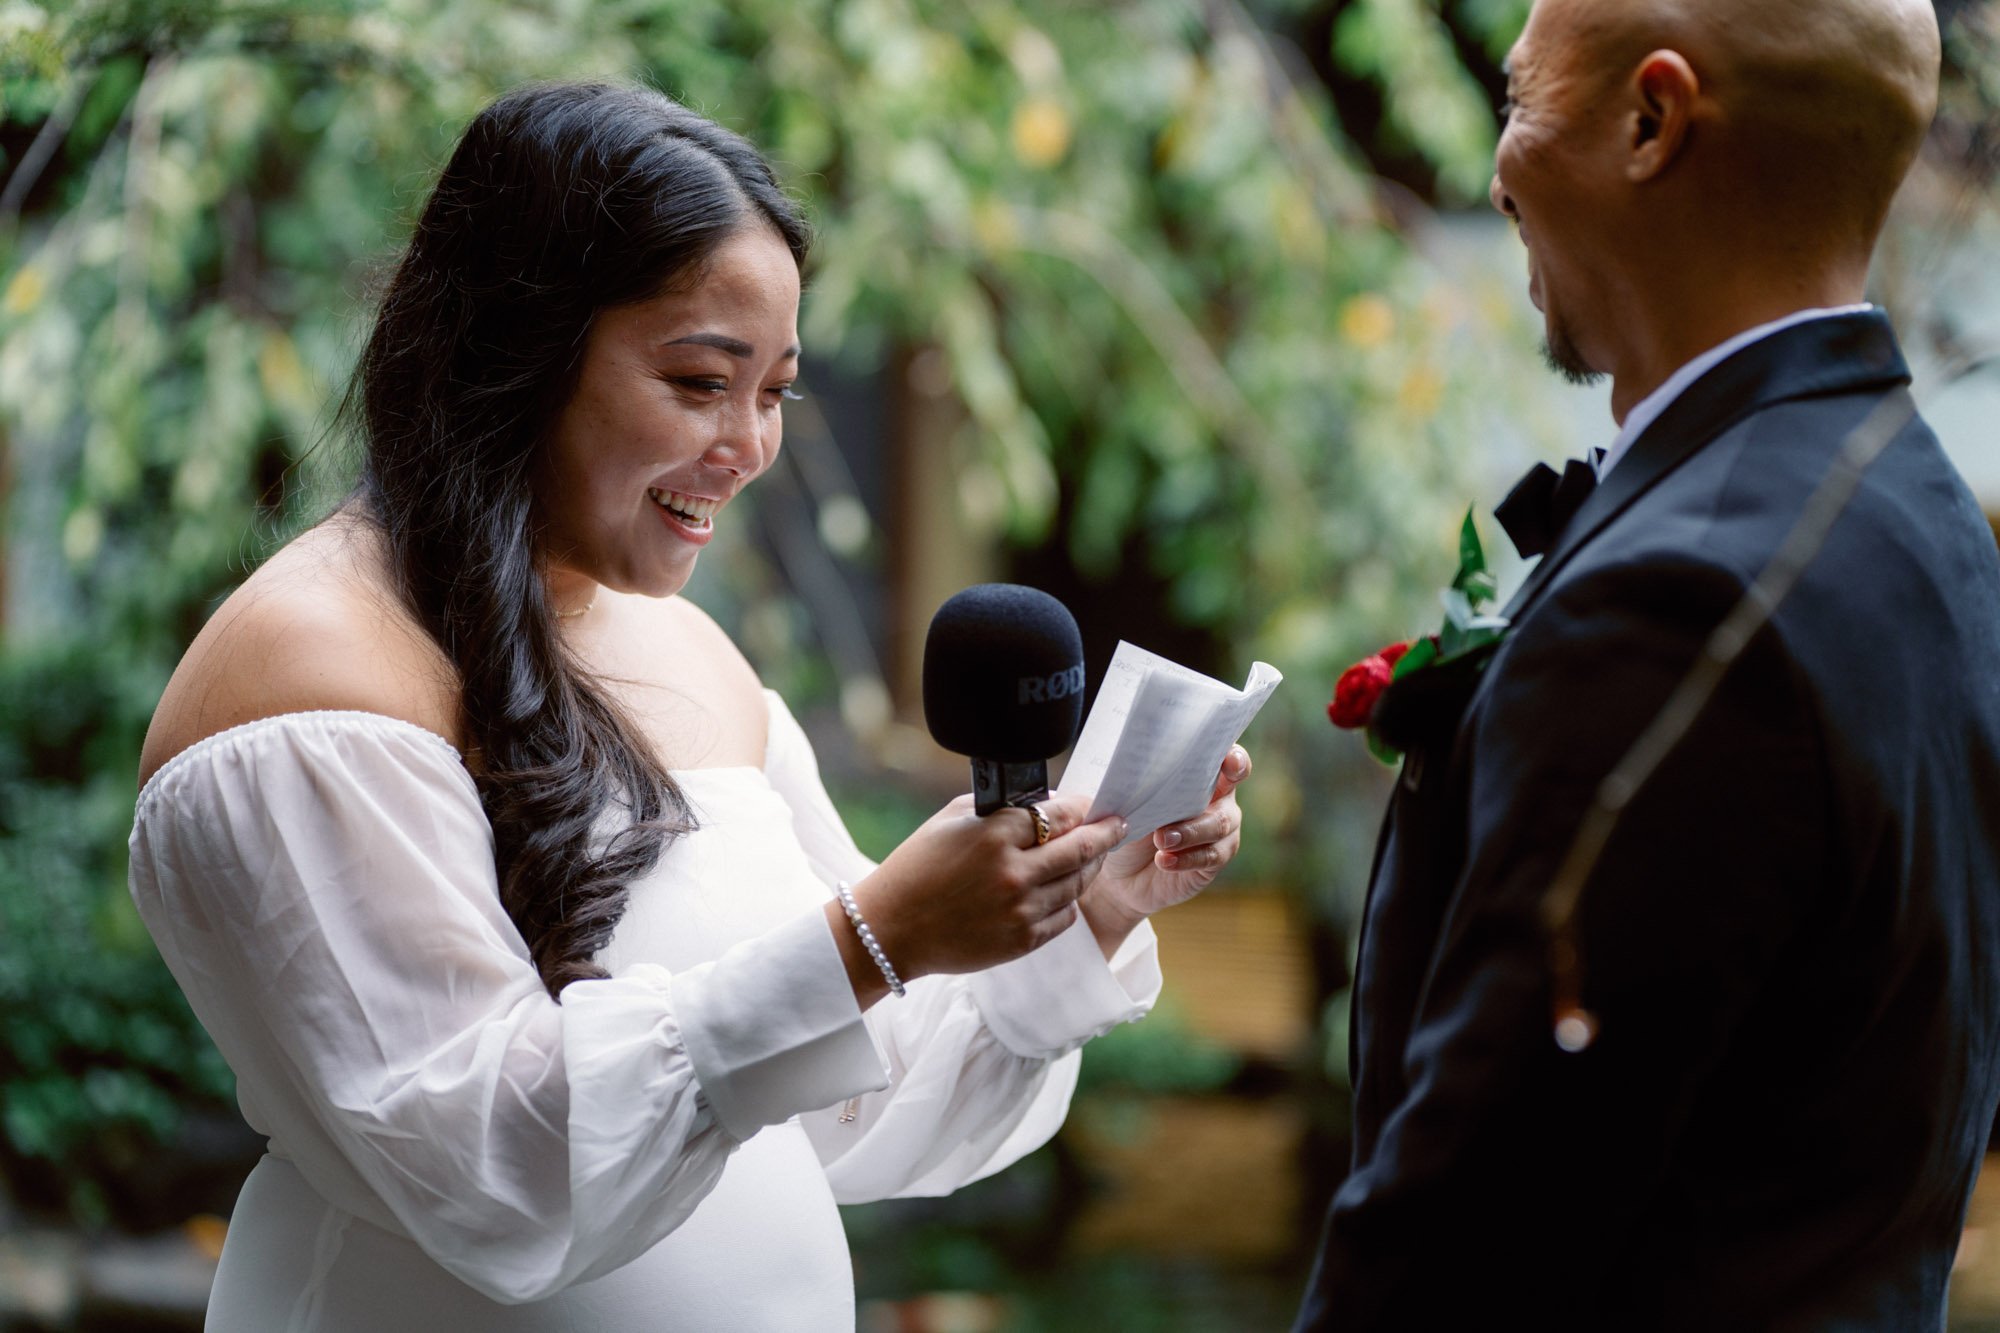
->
[922, 583, 1087, 816]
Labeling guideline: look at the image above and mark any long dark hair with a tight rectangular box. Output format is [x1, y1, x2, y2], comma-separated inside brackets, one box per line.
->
[351, 83, 810, 996]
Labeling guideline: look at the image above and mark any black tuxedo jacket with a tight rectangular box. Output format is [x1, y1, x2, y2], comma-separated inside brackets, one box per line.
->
[1297, 311, 2000, 1331]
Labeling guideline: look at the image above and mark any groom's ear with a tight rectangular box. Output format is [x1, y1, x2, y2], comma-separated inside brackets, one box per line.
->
[1626, 50, 1700, 182]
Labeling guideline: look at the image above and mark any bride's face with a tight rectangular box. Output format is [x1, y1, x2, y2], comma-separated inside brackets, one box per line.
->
[539, 223, 801, 600]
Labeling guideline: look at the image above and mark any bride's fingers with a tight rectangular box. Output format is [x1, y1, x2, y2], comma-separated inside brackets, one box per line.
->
[1131, 749, 1250, 862]
[1022, 812, 1124, 878]
[1027, 849, 1109, 916]
[1209, 745, 1252, 803]
[1011, 802, 1054, 850]
[1158, 805, 1243, 869]
[1015, 793, 1098, 848]
[1158, 828, 1228, 864]
[1153, 793, 1244, 853]
[1024, 895, 1082, 949]
[1158, 825, 1241, 872]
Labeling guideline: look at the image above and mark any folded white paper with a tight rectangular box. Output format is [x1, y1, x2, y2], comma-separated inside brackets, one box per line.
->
[1057, 642, 1283, 848]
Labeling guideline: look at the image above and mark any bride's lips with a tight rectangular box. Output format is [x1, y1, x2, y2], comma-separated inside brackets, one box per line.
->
[649, 487, 723, 547]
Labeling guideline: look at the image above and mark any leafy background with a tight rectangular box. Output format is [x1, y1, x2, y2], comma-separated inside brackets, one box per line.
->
[3, 0, 1996, 1326]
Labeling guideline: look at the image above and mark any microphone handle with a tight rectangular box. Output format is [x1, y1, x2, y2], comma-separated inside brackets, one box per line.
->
[971, 759, 1050, 817]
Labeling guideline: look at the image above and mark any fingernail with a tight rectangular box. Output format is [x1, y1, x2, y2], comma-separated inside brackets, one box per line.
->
[1118, 821, 1130, 840]
[1159, 829, 1182, 849]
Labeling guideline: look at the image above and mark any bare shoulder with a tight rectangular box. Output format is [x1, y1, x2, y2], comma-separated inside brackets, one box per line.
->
[586, 592, 769, 769]
[658, 595, 759, 678]
[138, 513, 460, 787]
[657, 596, 770, 764]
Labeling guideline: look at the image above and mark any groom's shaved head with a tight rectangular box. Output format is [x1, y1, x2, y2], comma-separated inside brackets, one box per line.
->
[1540, 0, 1940, 244]
[1492, 0, 1941, 404]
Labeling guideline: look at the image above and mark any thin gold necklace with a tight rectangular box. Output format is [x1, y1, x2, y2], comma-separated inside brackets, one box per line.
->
[555, 599, 596, 620]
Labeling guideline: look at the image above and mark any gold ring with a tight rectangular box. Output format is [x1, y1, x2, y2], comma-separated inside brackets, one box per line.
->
[1027, 803, 1052, 846]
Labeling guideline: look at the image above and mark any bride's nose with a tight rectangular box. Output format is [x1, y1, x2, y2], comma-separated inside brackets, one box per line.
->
[702, 404, 775, 478]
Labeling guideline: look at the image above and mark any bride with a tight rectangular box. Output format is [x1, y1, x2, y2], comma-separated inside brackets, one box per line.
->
[127, 82, 1250, 1329]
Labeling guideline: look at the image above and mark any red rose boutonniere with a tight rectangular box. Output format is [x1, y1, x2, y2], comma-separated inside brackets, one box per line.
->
[1330, 509, 1510, 765]
[1328, 641, 1410, 730]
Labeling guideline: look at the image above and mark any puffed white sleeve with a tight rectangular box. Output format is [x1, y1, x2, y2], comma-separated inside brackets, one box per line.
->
[758, 692, 1163, 1202]
[126, 712, 886, 1304]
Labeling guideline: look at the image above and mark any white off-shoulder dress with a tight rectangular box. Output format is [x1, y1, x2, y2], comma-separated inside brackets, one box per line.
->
[128, 692, 1160, 1330]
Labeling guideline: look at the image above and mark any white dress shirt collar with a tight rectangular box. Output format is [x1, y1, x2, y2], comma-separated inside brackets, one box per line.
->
[1595, 304, 1874, 479]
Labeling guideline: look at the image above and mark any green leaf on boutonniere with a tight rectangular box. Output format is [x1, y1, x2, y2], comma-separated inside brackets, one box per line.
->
[1450, 508, 1499, 611]
[1440, 588, 1477, 655]
[1345, 512, 1508, 768]
[1458, 622, 1507, 655]
[1455, 508, 1484, 579]
[1366, 730, 1403, 766]
[1392, 635, 1438, 680]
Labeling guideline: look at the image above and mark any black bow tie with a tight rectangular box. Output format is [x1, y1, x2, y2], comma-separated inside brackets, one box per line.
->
[1495, 455, 1599, 560]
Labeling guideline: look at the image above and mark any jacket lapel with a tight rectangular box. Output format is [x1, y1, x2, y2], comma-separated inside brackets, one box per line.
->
[1501, 310, 1912, 623]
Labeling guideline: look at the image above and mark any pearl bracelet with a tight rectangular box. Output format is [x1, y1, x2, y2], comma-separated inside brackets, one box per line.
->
[835, 881, 906, 999]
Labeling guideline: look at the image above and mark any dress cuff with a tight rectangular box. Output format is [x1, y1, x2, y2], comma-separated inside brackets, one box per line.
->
[967, 912, 1161, 1060]
[671, 907, 890, 1141]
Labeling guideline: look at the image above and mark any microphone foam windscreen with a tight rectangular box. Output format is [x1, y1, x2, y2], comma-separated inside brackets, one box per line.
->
[923, 584, 1086, 762]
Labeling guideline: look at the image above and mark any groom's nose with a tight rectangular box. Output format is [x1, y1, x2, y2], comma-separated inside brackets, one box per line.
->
[1490, 173, 1516, 220]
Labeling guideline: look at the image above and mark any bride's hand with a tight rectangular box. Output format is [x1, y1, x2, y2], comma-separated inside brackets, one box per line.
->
[848, 793, 1125, 986]
[1081, 746, 1251, 944]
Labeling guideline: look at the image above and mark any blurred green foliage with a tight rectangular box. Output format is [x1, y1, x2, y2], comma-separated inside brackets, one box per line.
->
[0, 639, 235, 1222]
[0, 0, 1557, 1228]
[1331, 0, 1513, 201]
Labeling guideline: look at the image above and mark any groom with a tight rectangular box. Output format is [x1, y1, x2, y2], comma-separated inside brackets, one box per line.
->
[1297, 0, 2000, 1328]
